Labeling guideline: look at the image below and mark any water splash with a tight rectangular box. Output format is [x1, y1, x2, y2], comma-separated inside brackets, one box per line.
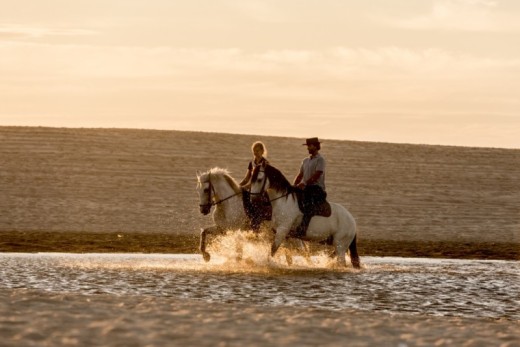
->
[204, 230, 357, 274]
[40, 230, 358, 275]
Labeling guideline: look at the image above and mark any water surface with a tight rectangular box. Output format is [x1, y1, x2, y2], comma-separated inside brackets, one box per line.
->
[1, 253, 518, 320]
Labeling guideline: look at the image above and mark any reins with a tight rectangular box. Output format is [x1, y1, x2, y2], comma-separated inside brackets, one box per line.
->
[268, 191, 292, 202]
[251, 169, 293, 203]
[199, 172, 242, 208]
[212, 191, 242, 205]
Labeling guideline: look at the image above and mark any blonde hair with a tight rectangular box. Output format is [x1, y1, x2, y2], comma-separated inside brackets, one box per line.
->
[251, 141, 267, 157]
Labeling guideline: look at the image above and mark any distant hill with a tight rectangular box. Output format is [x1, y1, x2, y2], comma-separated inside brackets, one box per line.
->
[1, 126, 518, 243]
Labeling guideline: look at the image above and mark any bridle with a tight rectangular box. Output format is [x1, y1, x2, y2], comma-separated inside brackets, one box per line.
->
[249, 169, 268, 198]
[250, 169, 291, 203]
[199, 172, 242, 209]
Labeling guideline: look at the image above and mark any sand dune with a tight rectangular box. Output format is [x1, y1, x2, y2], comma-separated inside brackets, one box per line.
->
[1, 126, 518, 250]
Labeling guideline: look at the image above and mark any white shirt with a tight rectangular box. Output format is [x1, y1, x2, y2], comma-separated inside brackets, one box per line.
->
[299, 153, 326, 191]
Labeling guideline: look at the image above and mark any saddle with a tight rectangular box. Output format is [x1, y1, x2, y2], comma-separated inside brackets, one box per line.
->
[289, 189, 332, 239]
[313, 200, 332, 218]
[295, 189, 331, 218]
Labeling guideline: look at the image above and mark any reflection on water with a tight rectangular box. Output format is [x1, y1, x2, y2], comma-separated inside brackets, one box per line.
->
[0, 252, 518, 320]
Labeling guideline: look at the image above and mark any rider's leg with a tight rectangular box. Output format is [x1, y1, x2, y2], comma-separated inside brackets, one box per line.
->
[242, 189, 253, 219]
[250, 199, 264, 232]
[295, 185, 320, 237]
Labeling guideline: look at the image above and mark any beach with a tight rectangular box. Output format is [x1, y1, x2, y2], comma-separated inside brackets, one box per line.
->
[1, 126, 519, 346]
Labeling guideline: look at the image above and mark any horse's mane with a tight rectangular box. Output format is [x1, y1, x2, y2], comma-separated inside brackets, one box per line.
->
[263, 164, 296, 194]
[206, 167, 241, 193]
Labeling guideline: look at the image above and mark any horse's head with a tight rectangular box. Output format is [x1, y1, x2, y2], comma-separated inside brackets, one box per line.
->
[251, 163, 294, 203]
[250, 162, 269, 203]
[196, 170, 213, 215]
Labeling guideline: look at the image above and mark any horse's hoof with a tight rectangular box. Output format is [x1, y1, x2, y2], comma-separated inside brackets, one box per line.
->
[202, 252, 211, 262]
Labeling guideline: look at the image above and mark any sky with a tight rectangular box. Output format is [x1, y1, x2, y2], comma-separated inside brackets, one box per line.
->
[1, 0, 519, 148]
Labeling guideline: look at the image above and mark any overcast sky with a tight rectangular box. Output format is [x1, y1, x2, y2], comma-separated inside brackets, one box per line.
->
[1, 0, 519, 148]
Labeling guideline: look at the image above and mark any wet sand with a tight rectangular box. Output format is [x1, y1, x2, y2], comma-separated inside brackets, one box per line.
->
[2, 289, 519, 347]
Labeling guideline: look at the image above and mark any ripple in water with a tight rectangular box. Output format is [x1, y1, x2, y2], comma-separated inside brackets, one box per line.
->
[1, 234, 518, 320]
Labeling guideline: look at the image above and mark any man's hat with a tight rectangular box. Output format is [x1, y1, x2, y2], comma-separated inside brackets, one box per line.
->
[303, 137, 321, 146]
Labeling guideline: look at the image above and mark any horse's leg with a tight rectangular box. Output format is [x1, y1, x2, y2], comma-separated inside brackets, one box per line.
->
[348, 235, 361, 269]
[334, 239, 348, 267]
[235, 231, 243, 262]
[200, 226, 218, 262]
[336, 246, 347, 267]
[282, 239, 299, 266]
[295, 239, 312, 265]
[284, 249, 293, 266]
[271, 227, 288, 257]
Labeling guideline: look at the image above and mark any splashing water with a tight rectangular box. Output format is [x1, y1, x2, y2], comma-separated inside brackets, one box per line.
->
[204, 230, 352, 273]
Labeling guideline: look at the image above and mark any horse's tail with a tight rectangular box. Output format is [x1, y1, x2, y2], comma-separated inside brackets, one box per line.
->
[349, 234, 361, 269]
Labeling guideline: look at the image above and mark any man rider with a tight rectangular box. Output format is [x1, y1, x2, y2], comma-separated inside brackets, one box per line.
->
[293, 137, 327, 237]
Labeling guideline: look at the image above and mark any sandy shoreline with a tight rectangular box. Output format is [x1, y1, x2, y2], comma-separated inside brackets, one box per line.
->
[0, 230, 518, 260]
[1, 288, 518, 347]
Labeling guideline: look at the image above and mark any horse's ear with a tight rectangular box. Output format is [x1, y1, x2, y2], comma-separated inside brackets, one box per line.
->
[196, 170, 201, 178]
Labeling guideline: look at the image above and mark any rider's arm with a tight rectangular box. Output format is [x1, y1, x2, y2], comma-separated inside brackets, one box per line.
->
[305, 170, 323, 186]
[293, 172, 303, 186]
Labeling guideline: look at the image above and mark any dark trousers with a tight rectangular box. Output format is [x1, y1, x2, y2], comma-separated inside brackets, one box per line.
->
[298, 185, 327, 236]
[242, 190, 271, 232]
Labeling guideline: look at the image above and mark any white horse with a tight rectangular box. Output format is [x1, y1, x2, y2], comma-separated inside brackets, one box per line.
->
[250, 162, 360, 268]
[196, 168, 249, 262]
[196, 167, 309, 264]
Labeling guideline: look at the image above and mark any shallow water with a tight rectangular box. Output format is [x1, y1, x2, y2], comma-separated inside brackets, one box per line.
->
[1, 252, 518, 320]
